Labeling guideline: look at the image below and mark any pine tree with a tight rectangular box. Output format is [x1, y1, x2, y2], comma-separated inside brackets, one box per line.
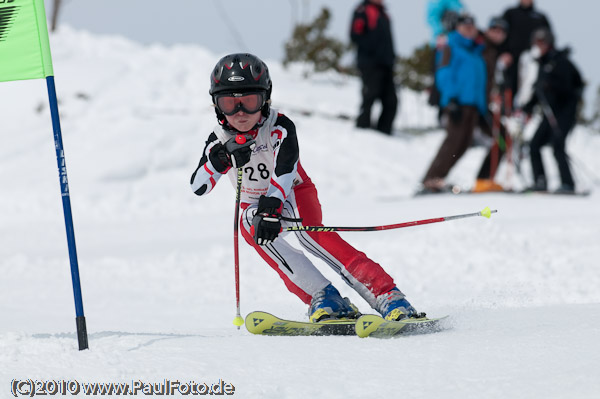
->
[283, 8, 349, 73]
[395, 43, 435, 92]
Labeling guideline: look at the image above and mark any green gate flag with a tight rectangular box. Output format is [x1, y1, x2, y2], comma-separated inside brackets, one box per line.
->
[1, 0, 88, 350]
[0, 0, 54, 82]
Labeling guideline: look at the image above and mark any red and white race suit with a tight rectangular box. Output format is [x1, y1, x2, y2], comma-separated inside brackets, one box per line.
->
[191, 109, 395, 307]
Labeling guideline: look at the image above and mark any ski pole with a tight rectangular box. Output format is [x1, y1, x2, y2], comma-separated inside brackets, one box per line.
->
[284, 207, 497, 233]
[232, 135, 246, 329]
[536, 89, 561, 136]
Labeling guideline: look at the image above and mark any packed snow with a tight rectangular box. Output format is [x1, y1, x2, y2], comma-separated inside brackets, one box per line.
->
[1, 27, 599, 398]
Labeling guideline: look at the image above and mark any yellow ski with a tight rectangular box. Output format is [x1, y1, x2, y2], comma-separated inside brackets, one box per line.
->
[245, 311, 357, 336]
[356, 314, 448, 338]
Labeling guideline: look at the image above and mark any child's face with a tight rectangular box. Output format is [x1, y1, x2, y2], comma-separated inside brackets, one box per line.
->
[225, 110, 262, 132]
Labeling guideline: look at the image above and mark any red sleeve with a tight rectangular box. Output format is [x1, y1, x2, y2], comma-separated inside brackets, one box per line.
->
[353, 17, 366, 35]
[365, 4, 380, 31]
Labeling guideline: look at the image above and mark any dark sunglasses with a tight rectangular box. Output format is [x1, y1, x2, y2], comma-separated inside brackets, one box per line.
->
[215, 92, 265, 116]
[459, 17, 475, 26]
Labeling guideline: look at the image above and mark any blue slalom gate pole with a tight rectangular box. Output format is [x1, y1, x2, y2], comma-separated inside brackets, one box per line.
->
[46, 76, 89, 351]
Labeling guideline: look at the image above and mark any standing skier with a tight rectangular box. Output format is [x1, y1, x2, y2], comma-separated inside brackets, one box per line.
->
[522, 29, 584, 193]
[350, 0, 398, 135]
[500, 0, 552, 101]
[191, 53, 419, 323]
[421, 13, 487, 193]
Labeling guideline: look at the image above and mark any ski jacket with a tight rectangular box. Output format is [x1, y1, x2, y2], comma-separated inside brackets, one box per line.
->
[481, 33, 503, 100]
[190, 110, 303, 206]
[501, 4, 551, 62]
[524, 49, 584, 115]
[426, 0, 464, 45]
[350, 0, 395, 68]
[436, 31, 487, 115]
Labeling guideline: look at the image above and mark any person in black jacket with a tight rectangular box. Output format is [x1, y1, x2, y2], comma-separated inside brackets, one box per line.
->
[523, 28, 584, 193]
[350, 0, 397, 134]
[501, 0, 552, 99]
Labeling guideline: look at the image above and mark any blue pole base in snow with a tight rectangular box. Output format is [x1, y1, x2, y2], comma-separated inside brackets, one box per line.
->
[76, 316, 89, 350]
[46, 76, 89, 351]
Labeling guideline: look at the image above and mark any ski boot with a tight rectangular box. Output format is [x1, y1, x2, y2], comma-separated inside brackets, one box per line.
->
[308, 284, 359, 323]
[376, 287, 422, 321]
[523, 176, 547, 193]
[554, 184, 575, 195]
[472, 179, 505, 193]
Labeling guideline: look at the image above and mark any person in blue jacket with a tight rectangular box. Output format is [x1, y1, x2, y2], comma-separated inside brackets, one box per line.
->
[421, 13, 487, 193]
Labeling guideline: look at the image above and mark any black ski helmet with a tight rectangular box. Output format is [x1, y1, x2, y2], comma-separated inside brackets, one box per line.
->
[441, 9, 460, 33]
[531, 27, 555, 48]
[488, 16, 508, 32]
[210, 53, 272, 121]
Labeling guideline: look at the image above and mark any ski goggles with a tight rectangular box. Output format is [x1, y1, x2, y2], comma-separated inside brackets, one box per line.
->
[457, 15, 475, 26]
[214, 92, 265, 116]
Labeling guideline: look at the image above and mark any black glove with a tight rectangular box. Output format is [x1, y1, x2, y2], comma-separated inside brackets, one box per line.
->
[251, 195, 283, 246]
[446, 98, 462, 123]
[225, 136, 255, 168]
[208, 136, 255, 173]
[208, 142, 232, 173]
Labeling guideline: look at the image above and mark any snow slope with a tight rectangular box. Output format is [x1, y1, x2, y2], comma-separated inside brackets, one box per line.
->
[1, 27, 600, 398]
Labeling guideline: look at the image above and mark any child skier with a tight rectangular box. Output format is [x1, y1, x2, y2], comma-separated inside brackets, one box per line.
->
[191, 53, 420, 323]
